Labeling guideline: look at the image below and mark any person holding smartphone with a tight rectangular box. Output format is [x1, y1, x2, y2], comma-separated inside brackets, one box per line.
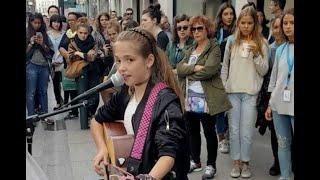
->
[92, 13, 113, 84]
[99, 21, 121, 104]
[26, 13, 54, 124]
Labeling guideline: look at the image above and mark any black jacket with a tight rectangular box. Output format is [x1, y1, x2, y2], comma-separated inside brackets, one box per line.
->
[95, 81, 189, 179]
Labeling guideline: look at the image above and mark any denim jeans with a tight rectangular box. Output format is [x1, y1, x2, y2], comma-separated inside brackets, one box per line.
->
[26, 62, 49, 116]
[227, 93, 257, 162]
[272, 111, 294, 180]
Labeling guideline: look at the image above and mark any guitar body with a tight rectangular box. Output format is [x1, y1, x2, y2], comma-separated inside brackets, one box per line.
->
[108, 135, 134, 167]
[103, 122, 134, 168]
[103, 121, 127, 137]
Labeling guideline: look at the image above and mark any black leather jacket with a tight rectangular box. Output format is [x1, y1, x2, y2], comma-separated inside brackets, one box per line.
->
[95, 81, 189, 179]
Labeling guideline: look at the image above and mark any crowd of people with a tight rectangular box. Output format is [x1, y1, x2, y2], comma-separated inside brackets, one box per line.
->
[26, 0, 294, 179]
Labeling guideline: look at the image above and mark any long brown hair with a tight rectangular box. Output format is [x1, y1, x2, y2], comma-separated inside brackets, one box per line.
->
[116, 27, 184, 107]
[214, 2, 236, 34]
[280, 8, 294, 42]
[234, 6, 267, 58]
[95, 12, 110, 33]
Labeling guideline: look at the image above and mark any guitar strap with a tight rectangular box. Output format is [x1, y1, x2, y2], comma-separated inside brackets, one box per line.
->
[127, 82, 168, 175]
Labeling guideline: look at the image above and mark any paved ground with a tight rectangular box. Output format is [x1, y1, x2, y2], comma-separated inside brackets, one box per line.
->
[30, 81, 281, 180]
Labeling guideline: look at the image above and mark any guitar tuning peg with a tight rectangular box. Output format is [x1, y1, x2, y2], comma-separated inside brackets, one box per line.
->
[118, 157, 126, 166]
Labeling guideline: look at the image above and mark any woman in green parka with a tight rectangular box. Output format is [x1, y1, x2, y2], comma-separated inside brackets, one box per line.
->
[176, 15, 231, 179]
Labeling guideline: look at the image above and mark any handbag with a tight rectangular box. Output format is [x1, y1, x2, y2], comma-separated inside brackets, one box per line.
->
[64, 59, 88, 79]
[64, 41, 88, 79]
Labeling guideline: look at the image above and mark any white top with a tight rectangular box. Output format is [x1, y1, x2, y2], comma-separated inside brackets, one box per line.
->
[185, 51, 208, 113]
[48, 30, 64, 72]
[268, 43, 294, 116]
[187, 51, 204, 93]
[123, 95, 138, 135]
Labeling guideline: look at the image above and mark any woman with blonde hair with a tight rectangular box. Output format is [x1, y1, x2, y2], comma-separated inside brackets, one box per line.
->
[221, 6, 269, 178]
[67, 21, 98, 129]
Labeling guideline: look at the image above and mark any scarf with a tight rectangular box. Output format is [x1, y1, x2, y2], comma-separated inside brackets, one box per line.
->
[74, 34, 95, 53]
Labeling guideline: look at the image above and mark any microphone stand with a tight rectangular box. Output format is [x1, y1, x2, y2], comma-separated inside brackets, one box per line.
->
[26, 100, 91, 155]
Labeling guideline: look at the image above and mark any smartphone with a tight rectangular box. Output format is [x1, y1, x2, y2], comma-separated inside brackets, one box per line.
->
[36, 32, 42, 37]
[105, 39, 111, 45]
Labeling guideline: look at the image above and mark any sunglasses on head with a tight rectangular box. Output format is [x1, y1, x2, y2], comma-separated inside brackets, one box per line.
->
[191, 26, 204, 32]
[177, 26, 189, 31]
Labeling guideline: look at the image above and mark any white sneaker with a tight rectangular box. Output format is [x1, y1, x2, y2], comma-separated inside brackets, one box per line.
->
[241, 163, 252, 178]
[218, 139, 229, 154]
[230, 164, 241, 178]
[202, 165, 216, 179]
[189, 160, 202, 173]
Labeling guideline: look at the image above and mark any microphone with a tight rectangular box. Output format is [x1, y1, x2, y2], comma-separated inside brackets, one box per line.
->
[62, 71, 124, 108]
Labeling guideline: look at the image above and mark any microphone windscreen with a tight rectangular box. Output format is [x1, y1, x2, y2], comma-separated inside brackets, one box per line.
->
[110, 71, 124, 87]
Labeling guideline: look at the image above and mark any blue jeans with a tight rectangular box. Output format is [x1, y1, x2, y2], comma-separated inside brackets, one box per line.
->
[227, 93, 257, 161]
[26, 62, 49, 116]
[272, 111, 294, 179]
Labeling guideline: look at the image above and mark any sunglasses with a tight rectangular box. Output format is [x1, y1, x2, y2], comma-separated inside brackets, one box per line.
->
[126, 13, 133, 15]
[191, 26, 204, 32]
[177, 26, 189, 31]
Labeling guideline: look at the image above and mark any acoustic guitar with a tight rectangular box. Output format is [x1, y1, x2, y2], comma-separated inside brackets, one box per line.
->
[102, 121, 135, 179]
